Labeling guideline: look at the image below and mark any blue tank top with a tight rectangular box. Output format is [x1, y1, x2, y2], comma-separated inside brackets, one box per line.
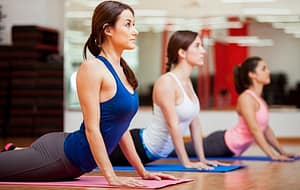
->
[64, 56, 139, 172]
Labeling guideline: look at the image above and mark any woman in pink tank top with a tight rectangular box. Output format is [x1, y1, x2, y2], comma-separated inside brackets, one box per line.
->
[182, 56, 299, 161]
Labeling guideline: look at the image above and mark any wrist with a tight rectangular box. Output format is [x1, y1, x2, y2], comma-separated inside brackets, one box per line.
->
[139, 169, 149, 178]
[104, 171, 117, 182]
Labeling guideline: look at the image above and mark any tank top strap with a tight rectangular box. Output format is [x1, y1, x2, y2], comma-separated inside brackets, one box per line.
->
[245, 89, 262, 103]
[167, 72, 186, 95]
[96, 55, 119, 82]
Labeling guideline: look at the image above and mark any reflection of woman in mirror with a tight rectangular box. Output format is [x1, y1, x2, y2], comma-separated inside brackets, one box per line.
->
[184, 56, 300, 161]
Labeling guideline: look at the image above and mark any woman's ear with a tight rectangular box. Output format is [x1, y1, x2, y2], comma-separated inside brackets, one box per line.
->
[103, 24, 112, 36]
[248, 71, 256, 80]
[178, 48, 186, 59]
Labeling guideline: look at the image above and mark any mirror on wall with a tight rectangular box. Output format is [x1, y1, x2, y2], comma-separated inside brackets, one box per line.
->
[64, 0, 300, 110]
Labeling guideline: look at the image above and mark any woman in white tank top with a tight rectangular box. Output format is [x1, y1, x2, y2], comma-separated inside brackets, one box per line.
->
[108, 30, 227, 169]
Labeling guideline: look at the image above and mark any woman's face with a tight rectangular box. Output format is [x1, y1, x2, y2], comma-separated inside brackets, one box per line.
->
[253, 60, 271, 85]
[185, 36, 206, 66]
[110, 9, 138, 50]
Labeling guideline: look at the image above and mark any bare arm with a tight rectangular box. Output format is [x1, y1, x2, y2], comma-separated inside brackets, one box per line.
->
[153, 76, 211, 169]
[189, 112, 229, 166]
[189, 116, 205, 161]
[153, 76, 190, 166]
[118, 131, 147, 176]
[264, 127, 285, 154]
[76, 61, 117, 181]
[238, 93, 289, 160]
[264, 127, 300, 158]
[118, 130, 176, 180]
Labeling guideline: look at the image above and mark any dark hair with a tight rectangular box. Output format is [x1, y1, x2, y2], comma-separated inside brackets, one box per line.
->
[165, 30, 198, 72]
[233, 56, 263, 94]
[83, 1, 138, 89]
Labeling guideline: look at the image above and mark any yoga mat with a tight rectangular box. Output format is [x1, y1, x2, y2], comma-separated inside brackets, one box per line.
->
[206, 156, 300, 162]
[0, 176, 193, 189]
[168, 156, 300, 162]
[113, 164, 245, 172]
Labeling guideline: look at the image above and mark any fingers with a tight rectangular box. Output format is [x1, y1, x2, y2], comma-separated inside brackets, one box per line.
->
[109, 177, 145, 188]
[153, 172, 178, 180]
[143, 172, 178, 181]
[271, 155, 293, 161]
[194, 162, 214, 170]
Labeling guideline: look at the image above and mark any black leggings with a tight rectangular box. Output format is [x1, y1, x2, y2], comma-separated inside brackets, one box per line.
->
[109, 129, 155, 166]
[0, 132, 83, 181]
[170, 130, 234, 157]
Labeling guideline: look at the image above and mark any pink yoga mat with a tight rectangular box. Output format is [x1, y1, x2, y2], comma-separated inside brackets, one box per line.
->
[0, 176, 193, 189]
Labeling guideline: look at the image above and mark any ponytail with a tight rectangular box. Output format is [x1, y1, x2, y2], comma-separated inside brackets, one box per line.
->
[233, 65, 244, 94]
[120, 58, 138, 89]
[165, 61, 174, 73]
[233, 56, 262, 94]
[83, 34, 101, 60]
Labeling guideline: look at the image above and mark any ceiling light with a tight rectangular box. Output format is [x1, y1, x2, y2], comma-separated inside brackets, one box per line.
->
[135, 9, 167, 17]
[256, 15, 300, 23]
[242, 8, 290, 15]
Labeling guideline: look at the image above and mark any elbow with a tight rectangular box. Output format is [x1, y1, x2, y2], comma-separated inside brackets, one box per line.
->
[85, 125, 99, 136]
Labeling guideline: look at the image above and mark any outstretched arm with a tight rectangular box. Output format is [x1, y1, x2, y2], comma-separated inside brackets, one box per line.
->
[118, 130, 177, 180]
[190, 116, 229, 166]
[238, 93, 291, 161]
[77, 60, 117, 182]
[264, 127, 300, 158]
[77, 60, 145, 187]
[153, 76, 211, 170]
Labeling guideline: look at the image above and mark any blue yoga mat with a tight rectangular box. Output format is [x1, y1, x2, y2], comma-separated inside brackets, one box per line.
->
[168, 156, 300, 162]
[113, 164, 245, 172]
[206, 156, 300, 162]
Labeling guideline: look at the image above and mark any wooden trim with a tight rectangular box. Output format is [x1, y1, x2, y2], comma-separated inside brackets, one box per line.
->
[278, 137, 300, 143]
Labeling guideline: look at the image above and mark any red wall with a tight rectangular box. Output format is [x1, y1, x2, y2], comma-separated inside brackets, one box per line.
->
[213, 19, 249, 106]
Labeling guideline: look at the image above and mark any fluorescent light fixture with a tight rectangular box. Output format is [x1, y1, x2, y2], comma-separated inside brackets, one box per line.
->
[218, 36, 274, 46]
[273, 23, 300, 34]
[222, 0, 275, 3]
[137, 17, 167, 25]
[135, 9, 167, 17]
[256, 15, 300, 23]
[242, 8, 290, 15]
[207, 22, 242, 29]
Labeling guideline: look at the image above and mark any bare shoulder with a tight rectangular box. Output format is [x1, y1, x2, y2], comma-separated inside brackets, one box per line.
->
[153, 73, 175, 92]
[237, 91, 256, 109]
[77, 58, 106, 79]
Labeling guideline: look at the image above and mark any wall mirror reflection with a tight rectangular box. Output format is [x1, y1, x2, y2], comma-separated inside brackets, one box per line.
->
[65, 0, 300, 110]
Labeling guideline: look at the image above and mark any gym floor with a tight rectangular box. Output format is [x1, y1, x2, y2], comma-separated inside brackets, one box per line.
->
[0, 138, 299, 190]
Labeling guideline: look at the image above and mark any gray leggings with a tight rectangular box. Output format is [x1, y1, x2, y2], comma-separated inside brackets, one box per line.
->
[170, 130, 234, 157]
[0, 132, 84, 181]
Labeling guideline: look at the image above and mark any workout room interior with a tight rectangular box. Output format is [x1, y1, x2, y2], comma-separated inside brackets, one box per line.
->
[0, 0, 300, 190]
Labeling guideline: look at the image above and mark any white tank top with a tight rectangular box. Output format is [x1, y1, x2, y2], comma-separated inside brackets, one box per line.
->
[142, 72, 200, 158]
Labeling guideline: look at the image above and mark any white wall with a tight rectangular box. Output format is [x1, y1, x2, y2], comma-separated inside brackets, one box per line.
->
[136, 32, 162, 94]
[65, 109, 300, 138]
[1, 0, 65, 53]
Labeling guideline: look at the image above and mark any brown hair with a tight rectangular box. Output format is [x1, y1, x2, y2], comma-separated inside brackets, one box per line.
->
[165, 30, 198, 72]
[233, 56, 262, 94]
[83, 1, 138, 89]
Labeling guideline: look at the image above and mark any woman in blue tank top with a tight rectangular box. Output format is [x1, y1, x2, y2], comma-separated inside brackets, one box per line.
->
[0, 1, 175, 187]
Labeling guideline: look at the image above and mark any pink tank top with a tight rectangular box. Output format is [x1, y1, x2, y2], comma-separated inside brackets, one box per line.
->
[224, 89, 269, 156]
